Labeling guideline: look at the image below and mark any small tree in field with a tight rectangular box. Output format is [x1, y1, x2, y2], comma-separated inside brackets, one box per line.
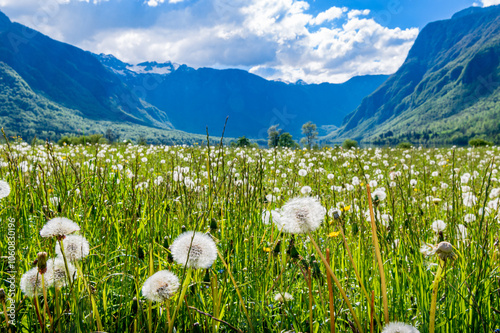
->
[300, 121, 318, 149]
[268, 125, 282, 148]
[342, 139, 358, 149]
[278, 132, 298, 148]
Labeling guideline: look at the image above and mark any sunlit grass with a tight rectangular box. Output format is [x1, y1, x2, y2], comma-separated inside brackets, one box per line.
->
[1, 140, 499, 332]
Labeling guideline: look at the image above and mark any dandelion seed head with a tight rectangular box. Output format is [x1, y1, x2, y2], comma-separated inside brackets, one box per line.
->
[170, 231, 217, 269]
[40, 217, 80, 238]
[45, 258, 76, 288]
[372, 188, 387, 201]
[381, 322, 420, 333]
[0, 180, 11, 199]
[20, 267, 44, 298]
[273, 197, 325, 234]
[274, 292, 294, 302]
[142, 270, 180, 302]
[55, 235, 90, 261]
[431, 220, 446, 233]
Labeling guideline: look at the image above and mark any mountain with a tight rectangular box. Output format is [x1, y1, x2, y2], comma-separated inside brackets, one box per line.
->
[0, 11, 174, 130]
[0, 9, 388, 143]
[327, 5, 500, 145]
[0, 61, 211, 144]
[94, 54, 389, 139]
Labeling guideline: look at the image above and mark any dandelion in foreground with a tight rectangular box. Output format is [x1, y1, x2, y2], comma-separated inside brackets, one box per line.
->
[55, 235, 90, 261]
[45, 258, 77, 288]
[20, 268, 44, 298]
[40, 217, 80, 238]
[274, 292, 294, 303]
[142, 270, 180, 302]
[272, 197, 326, 234]
[381, 321, 420, 333]
[0, 180, 11, 199]
[170, 231, 217, 269]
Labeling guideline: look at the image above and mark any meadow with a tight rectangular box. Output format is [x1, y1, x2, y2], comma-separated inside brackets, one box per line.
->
[0, 139, 499, 332]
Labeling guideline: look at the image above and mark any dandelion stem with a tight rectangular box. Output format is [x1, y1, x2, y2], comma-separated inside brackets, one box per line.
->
[366, 184, 389, 325]
[74, 261, 103, 331]
[429, 260, 444, 333]
[307, 232, 364, 333]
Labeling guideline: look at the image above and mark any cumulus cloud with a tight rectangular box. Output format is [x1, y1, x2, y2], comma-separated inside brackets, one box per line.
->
[480, 0, 500, 6]
[1, 0, 419, 83]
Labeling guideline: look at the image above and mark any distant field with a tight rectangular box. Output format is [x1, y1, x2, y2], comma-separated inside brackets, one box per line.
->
[1, 141, 499, 332]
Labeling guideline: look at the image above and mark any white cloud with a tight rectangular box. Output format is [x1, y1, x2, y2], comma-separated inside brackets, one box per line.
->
[309, 6, 346, 26]
[1, 0, 419, 83]
[480, 0, 500, 6]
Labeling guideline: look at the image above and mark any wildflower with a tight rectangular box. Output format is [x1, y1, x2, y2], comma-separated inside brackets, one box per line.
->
[142, 270, 180, 302]
[381, 321, 420, 333]
[300, 186, 312, 194]
[462, 192, 477, 207]
[45, 258, 77, 288]
[372, 188, 387, 202]
[56, 235, 90, 261]
[272, 197, 326, 234]
[328, 207, 341, 219]
[298, 169, 307, 176]
[20, 268, 44, 298]
[170, 231, 217, 269]
[40, 217, 80, 238]
[421, 241, 455, 260]
[435, 241, 455, 260]
[328, 231, 340, 238]
[0, 180, 11, 198]
[464, 214, 476, 223]
[274, 292, 294, 303]
[431, 220, 446, 233]
[410, 179, 417, 186]
[457, 224, 467, 240]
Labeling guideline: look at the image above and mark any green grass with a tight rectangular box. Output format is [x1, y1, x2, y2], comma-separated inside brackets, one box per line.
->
[0, 140, 499, 332]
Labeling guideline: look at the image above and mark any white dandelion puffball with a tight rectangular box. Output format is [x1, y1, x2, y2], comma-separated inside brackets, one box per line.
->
[274, 292, 294, 303]
[0, 180, 11, 199]
[300, 186, 312, 194]
[40, 217, 80, 238]
[431, 220, 447, 233]
[464, 214, 476, 223]
[56, 235, 90, 261]
[372, 188, 387, 201]
[170, 231, 217, 269]
[381, 321, 420, 333]
[462, 192, 477, 207]
[142, 270, 180, 302]
[20, 267, 44, 298]
[298, 169, 307, 176]
[45, 258, 77, 288]
[272, 197, 326, 234]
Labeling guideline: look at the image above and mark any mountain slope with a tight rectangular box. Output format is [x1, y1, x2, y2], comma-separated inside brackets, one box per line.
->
[0, 10, 172, 130]
[0, 61, 209, 144]
[95, 54, 389, 139]
[327, 5, 500, 145]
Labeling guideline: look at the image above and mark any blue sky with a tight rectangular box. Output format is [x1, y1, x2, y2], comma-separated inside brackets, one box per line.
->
[0, 0, 497, 83]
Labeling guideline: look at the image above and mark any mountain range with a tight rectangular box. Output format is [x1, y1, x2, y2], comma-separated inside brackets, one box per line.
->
[1, 5, 499, 146]
[0, 9, 386, 143]
[327, 5, 500, 145]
